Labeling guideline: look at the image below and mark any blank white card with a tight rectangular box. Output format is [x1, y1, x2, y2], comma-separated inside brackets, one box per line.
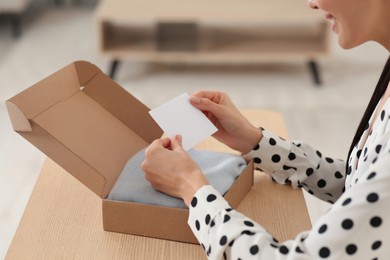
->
[149, 93, 218, 150]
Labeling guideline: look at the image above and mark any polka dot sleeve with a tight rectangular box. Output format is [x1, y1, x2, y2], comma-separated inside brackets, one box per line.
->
[246, 128, 346, 203]
[188, 105, 390, 259]
[189, 166, 390, 259]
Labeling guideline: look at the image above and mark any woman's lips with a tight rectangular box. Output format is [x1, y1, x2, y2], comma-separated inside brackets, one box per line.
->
[325, 13, 337, 31]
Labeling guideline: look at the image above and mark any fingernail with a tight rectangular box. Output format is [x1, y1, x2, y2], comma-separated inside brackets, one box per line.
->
[190, 96, 201, 104]
[176, 134, 182, 142]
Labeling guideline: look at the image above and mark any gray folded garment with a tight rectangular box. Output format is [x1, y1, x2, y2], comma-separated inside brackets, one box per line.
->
[107, 148, 247, 209]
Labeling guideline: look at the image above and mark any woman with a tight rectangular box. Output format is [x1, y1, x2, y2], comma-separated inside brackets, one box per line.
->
[141, 0, 390, 258]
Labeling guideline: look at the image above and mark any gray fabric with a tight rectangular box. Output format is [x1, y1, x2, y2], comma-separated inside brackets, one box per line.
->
[107, 148, 247, 209]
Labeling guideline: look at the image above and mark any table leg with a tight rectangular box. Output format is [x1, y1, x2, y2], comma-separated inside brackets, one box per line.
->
[109, 59, 120, 79]
[307, 60, 322, 86]
[10, 14, 22, 38]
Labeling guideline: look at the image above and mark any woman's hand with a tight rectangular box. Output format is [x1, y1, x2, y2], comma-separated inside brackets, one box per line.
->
[141, 135, 209, 206]
[190, 91, 262, 154]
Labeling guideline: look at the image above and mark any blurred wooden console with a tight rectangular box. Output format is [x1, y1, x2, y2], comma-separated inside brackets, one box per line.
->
[95, 0, 330, 85]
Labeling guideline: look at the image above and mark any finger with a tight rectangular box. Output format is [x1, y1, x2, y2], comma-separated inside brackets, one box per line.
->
[191, 90, 223, 103]
[146, 138, 171, 155]
[160, 137, 171, 148]
[190, 96, 227, 120]
[170, 134, 183, 150]
[151, 137, 171, 147]
[242, 155, 252, 163]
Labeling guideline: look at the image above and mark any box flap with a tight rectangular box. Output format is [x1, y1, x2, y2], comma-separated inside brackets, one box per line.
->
[83, 73, 163, 144]
[6, 61, 101, 130]
[6, 61, 159, 198]
[74, 60, 102, 86]
[5, 101, 32, 131]
[7, 63, 80, 121]
[34, 91, 149, 198]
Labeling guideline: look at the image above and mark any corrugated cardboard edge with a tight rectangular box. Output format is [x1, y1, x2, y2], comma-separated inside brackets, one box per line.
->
[5, 101, 32, 131]
[74, 60, 102, 86]
[102, 161, 254, 244]
[224, 160, 254, 207]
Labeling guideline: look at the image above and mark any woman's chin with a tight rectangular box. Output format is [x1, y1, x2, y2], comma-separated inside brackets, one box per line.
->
[338, 39, 353, 49]
[337, 34, 359, 50]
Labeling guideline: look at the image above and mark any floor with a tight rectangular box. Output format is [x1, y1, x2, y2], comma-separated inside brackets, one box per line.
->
[0, 4, 388, 259]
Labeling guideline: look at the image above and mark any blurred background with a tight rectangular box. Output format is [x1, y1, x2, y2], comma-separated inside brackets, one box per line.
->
[0, 0, 388, 258]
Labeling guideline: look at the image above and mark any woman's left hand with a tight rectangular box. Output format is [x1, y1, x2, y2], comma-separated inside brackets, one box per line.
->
[141, 135, 209, 206]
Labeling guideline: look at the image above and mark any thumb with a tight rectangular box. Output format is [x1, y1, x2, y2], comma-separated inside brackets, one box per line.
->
[170, 135, 184, 150]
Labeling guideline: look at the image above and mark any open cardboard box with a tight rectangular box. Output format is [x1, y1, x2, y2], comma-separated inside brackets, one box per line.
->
[6, 61, 253, 244]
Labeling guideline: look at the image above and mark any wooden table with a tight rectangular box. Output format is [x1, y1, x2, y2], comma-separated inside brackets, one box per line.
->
[6, 109, 311, 259]
[95, 0, 329, 85]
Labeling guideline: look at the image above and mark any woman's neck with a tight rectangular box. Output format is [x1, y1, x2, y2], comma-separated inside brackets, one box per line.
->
[371, 1, 390, 51]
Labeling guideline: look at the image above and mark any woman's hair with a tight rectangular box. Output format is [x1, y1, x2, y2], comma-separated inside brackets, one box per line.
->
[347, 56, 390, 170]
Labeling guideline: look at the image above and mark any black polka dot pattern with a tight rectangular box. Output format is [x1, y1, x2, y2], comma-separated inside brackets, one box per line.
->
[367, 192, 379, 203]
[187, 115, 390, 259]
[195, 220, 200, 231]
[367, 172, 376, 180]
[271, 154, 281, 163]
[205, 214, 211, 225]
[319, 247, 330, 258]
[191, 197, 198, 207]
[288, 152, 296, 160]
[254, 157, 261, 164]
[219, 235, 227, 246]
[372, 241, 382, 250]
[342, 198, 352, 206]
[370, 216, 382, 227]
[341, 219, 354, 230]
[250, 245, 259, 255]
[207, 194, 217, 202]
[318, 224, 327, 234]
[246, 128, 347, 203]
[346, 244, 357, 255]
[244, 220, 254, 227]
[279, 245, 289, 254]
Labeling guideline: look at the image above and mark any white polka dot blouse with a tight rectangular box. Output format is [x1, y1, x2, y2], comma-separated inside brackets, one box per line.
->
[188, 100, 390, 259]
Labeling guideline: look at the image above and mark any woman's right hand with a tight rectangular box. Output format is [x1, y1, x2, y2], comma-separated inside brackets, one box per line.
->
[190, 91, 262, 154]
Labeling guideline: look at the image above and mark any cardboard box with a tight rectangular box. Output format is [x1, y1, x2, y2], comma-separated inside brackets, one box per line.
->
[6, 61, 253, 244]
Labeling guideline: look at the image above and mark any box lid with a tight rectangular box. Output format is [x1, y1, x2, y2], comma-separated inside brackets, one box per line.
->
[6, 61, 163, 198]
